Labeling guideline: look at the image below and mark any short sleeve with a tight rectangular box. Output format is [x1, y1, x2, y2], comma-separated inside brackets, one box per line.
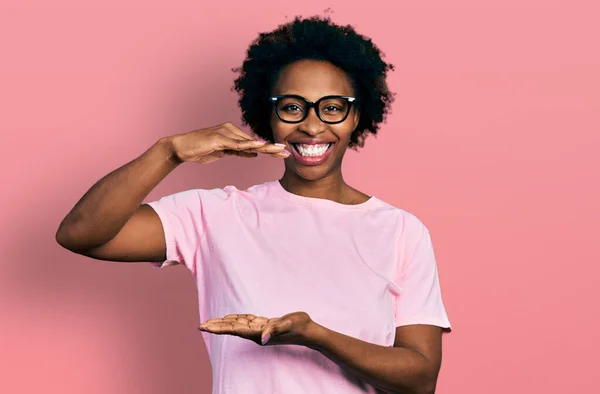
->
[394, 215, 451, 331]
[145, 189, 205, 274]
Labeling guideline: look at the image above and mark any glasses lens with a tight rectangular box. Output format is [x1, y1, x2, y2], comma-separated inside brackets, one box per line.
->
[318, 97, 350, 123]
[276, 97, 306, 122]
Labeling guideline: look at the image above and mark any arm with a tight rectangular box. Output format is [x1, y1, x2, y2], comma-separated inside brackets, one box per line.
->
[309, 323, 443, 394]
[55, 124, 286, 262]
[305, 218, 449, 393]
[55, 137, 180, 262]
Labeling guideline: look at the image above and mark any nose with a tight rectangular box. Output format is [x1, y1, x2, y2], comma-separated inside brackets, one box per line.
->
[300, 107, 326, 136]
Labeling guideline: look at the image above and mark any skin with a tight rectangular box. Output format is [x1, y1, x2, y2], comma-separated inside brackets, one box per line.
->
[269, 59, 369, 205]
[56, 59, 443, 394]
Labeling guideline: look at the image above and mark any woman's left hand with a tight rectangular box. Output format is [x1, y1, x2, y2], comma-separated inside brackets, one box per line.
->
[198, 311, 320, 347]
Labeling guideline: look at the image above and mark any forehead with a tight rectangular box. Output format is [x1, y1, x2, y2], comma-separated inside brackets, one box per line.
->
[272, 59, 354, 100]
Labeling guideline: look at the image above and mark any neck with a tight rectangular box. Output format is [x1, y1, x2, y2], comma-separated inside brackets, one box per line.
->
[279, 169, 349, 202]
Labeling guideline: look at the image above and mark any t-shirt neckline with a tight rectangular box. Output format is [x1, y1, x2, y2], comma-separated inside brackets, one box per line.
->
[270, 180, 378, 210]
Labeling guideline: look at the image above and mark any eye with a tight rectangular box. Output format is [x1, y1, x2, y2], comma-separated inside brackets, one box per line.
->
[323, 105, 341, 112]
[282, 104, 302, 112]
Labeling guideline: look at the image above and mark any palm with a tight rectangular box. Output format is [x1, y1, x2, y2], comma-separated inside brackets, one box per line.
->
[199, 312, 314, 346]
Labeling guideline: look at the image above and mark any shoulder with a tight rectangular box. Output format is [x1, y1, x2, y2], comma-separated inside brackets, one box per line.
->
[370, 196, 428, 228]
[147, 181, 278, 213]
[167, 180, 274, 202]
[370, 198, 430, 238]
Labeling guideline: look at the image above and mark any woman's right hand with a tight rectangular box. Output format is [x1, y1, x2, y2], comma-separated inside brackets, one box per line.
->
[169, 123, 290, 164]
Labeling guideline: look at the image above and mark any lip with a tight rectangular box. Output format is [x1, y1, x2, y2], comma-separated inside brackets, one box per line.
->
[287, 138, 336, 145]
[289, 142, 335, 166]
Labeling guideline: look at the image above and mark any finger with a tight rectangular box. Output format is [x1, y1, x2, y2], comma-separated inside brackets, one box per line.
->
[247, 143, 288, 155]
[248, 150, 291, 159]
[224, 150, 258, 158]
[202, 317, 225, 324]
[261, 326, 274, 345]
[221, 123, 257, 141]
[219, 127, 251, 142]
[201, 320, 242, 333]
[210, 322, 262, 338]
[261, 319, 290, 345]
[199, 320, 227, 330]
[223, 314, 257, 320]
[218, 136, 267, 151]
[267, 150, 291, 159]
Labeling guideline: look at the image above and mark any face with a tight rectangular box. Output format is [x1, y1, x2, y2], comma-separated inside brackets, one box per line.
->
[269, 59, 360, 181]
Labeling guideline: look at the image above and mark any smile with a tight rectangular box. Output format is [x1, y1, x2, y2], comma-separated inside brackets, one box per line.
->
[292, 143, 331, 157]
[289, 143, 335, 166]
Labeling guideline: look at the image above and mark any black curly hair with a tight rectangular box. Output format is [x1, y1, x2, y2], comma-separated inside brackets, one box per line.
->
[233, 15, 395, 149]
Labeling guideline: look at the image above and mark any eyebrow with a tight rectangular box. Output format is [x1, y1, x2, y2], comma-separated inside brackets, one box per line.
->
[272, 94, 355, 101]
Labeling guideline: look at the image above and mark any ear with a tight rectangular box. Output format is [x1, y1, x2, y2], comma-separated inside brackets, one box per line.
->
[352, 107, 360, 130]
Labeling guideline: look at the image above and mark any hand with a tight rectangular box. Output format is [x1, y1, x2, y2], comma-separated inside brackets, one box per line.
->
[169, 122, 290, 164]
[198, 311, 319, 347]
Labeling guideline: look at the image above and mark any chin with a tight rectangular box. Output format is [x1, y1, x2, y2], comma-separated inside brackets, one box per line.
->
[289, 164, 336, 182]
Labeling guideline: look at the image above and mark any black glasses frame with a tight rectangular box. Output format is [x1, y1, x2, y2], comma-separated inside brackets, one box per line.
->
[269, 95, 356, 124]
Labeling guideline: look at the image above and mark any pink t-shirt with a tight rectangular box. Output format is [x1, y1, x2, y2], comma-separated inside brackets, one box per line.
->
[147, 180, 451, 394]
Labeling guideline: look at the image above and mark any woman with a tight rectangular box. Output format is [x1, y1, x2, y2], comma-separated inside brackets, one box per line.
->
[56, 15, 451, 394]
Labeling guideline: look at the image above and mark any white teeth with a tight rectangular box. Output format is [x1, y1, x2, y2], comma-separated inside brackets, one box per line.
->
[294, 143, 330, 157]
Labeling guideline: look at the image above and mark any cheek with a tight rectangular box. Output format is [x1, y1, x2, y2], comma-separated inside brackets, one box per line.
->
[333, 125, 355, 144]
[270, 117, 295, 142]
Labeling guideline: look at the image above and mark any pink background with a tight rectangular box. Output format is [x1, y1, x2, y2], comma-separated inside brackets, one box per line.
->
[1, 1, 599, 393]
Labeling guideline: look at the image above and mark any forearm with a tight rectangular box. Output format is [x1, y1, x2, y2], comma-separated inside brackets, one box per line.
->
[309, 324, 437, 394]
[56, 137, 180, 250]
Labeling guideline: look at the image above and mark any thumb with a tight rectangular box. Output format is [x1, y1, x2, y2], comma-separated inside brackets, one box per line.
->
[261, 327, 274, 345]
[261, 319, 292, 345]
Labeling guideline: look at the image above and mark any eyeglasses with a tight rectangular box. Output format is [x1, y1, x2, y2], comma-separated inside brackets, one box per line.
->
[269, 95, 356, 124]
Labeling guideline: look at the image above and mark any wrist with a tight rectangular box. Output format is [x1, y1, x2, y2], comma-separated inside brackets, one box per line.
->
[155, 136, 183, 167]
[304, 321, 329, 351]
